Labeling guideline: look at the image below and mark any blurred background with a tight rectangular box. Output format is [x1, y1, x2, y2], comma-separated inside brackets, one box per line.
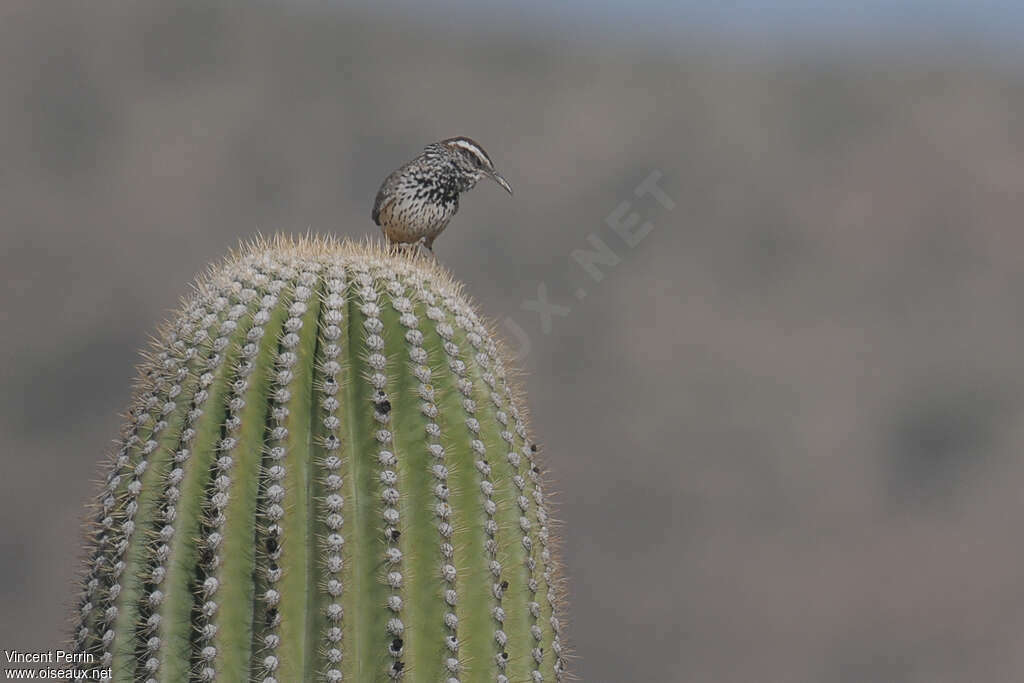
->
[3, 1, 1024, 680]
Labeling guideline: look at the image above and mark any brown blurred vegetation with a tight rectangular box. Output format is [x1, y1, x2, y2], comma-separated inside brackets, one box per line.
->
[3, 2, 1024, 681]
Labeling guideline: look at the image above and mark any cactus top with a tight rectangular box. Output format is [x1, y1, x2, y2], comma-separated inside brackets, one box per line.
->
[71, 236, 566, 683]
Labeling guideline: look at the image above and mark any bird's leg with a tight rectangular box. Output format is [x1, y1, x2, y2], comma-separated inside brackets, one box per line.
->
[420, 236, 439, 261]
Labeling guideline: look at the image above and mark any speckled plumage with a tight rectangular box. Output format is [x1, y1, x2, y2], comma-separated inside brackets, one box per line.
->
[372, 137, 512, 251]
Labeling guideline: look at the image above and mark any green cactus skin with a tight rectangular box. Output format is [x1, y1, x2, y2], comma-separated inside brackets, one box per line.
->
[71, 237, 567, 683]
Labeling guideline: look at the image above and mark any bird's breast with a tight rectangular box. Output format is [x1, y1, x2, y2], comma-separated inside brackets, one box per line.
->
[378, 192, 457, 242]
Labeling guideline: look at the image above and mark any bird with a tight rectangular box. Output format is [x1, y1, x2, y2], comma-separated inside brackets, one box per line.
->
[372, 136, 513, 253]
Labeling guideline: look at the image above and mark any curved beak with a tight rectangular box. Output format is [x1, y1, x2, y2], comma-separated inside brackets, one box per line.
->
[490, 171, 513, 195]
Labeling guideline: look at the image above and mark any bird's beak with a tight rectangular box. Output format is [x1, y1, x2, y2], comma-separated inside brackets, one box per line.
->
[491, 171, 513, 195]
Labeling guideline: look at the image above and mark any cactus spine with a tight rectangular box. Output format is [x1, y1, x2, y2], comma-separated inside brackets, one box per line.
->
[72, 237, 566, 683]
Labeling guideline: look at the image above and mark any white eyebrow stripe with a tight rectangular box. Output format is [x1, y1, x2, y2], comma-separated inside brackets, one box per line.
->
[449, 139, 490, 163]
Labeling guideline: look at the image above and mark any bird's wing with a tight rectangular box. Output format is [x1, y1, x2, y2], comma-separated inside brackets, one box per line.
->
[371, 168, 402, 225]
[371, 191, 390, 226]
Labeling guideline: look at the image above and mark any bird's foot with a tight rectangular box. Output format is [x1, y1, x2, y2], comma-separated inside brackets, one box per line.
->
[418, 240, 438, 262]
[384, 239, 438, 261]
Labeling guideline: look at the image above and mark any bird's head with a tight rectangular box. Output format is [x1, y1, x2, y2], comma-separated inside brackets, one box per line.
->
[439, 136, 513, 195]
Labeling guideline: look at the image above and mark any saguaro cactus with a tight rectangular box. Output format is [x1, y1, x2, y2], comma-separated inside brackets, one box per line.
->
[72, 237, 566, 682]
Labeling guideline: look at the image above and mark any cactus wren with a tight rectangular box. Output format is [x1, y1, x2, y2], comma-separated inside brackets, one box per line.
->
[372, 136, 513, 252]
